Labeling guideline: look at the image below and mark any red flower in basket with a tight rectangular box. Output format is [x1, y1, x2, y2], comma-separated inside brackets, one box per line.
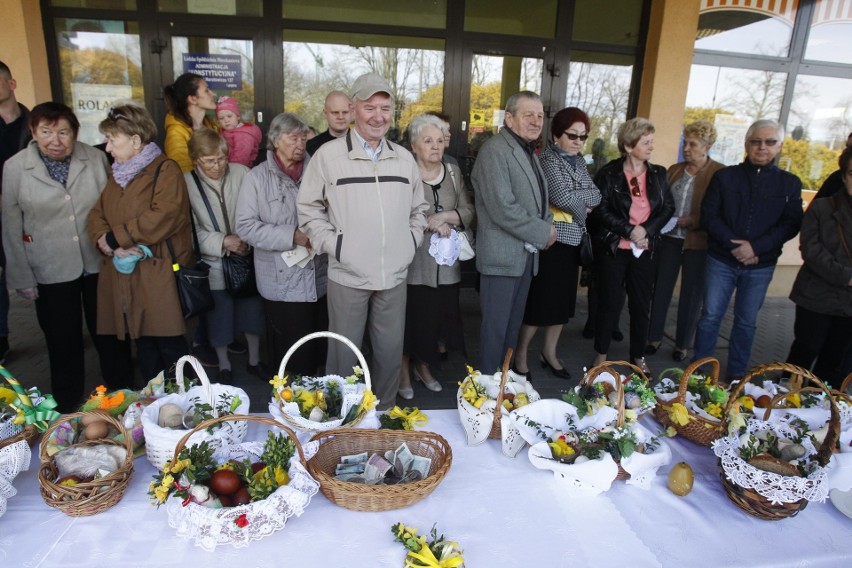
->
[235, 514, 249, 528]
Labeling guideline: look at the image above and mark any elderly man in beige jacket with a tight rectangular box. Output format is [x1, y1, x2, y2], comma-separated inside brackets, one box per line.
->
[298, 73, 428, 410]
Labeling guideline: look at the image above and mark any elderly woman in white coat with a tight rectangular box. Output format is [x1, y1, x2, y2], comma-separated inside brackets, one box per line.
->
[1, 102, 132, 410]
[235, 112, 328, 376]
[185, 129, 263, 383]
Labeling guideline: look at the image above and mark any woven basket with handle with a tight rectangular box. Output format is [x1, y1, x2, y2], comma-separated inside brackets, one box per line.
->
[273, 331, 373, 433]
[652, 357, 725, 446]
[718, 362, 840, 521]
[38, 411, 134, 516]
[307, 428, 452, 511]
[164, 414, 318, 549]
[582, 360, 652, 480]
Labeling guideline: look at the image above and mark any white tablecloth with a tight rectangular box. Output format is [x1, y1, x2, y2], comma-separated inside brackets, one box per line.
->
[1, 411, 850, 567]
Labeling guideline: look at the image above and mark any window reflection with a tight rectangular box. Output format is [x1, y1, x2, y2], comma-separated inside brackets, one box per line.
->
[283, 0, 445, 28]
[565, 53, 634, 171]
[464, 0, 557, 38]
[282, 31, 445, 141]
[804, 0, 852, 64]
[55, 18, 144, 146]
[696, 4, 796, 57]
[685, 64, 787, 165]
[783, 74, 852, 190]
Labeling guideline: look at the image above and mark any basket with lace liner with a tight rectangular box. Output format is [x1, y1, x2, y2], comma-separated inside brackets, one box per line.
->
[0, 424, 39, 451]
[653, 357, 725, 446]
[163, 414, 318, 550]
[307, 428, 452, 511]
[715, 362, 840, 521]
[141, 355, 250, 469]
[271, 331, 375, 433]
[582, 361, 651, 480]
[37, 411, 134, 516]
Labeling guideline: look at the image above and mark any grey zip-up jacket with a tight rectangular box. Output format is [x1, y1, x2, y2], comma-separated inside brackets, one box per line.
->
[297, 130, 429, 291]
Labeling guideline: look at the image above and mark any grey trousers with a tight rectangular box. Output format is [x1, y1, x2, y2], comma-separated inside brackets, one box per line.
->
[478, 255, 534, 373]
[647, 236, 707, 350]
[326, 280, 406, 411]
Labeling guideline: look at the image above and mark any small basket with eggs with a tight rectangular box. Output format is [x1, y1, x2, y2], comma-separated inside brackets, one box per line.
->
[457, 349, 541, 458]
[151, 415, 318, 550]
[714, 362, 840, 521]
[141, 355, 250, 469]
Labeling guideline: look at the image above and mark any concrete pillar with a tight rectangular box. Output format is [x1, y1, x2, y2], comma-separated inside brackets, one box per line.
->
[0, 0, 50, 107]
[636, 0, 701, 167]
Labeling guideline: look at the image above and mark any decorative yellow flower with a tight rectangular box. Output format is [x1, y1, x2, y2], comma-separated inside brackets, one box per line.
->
[727, 411, 747, 436]
[624, 409, 638, 423]
[395, 524, 419, 540]
[215, 461, 236, 472]
[358, 389, 377, 413]
[737, 396, 754, 410]
[786, 393, 801, 408]
[154, 484, 170, 503]
[669, 402, 691, 426]
[269, 374, 288, 391]
[665, 426, 678, 437]
[705, 402, 723, 419]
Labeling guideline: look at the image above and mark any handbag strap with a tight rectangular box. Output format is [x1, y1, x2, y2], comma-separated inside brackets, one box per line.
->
[148, 159, 201, 265]
[190, 171, 222, 233]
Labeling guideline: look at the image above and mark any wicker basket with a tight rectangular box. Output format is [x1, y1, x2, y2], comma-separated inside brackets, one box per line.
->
[583, 361, 636, 480]
[307, 428, 452, 511]
[717, 362, 840, 521]
[272, 331, 374, 433]
[841, 373, 851, 396]
[0, 423, 40, 451]
[37, 411, 134, 516]
[141, 355, 250, 469]
[488, 350, 513, 439]
[164, 414, 318, 550]
[653, 357, 725, 446]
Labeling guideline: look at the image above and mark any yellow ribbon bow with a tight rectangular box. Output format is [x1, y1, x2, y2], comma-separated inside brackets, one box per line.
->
[405, 543, 464, 568]
[388, 406, 428, 430]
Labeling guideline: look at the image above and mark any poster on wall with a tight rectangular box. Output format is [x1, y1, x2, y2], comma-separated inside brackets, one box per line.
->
[71, 83, 133, 146]
[182, 53, 242, 90]
[712, 114, 751, 166]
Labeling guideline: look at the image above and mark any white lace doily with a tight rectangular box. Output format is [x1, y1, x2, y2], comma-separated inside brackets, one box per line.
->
[457, 369, 541, 458]
[0, 439, 31, 519]
[712, 420, 828, 505]
[527, 441, 618, 497]
[269, 375, 378, 436]
[166, 442, 319, 550]
[428, 230, 461, 266]
[620, 422, 672, 489]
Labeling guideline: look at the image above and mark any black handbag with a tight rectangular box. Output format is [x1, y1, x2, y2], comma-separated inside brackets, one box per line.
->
[190, 171, 258, 298]
[579, 227, 595, 267]
[146, 162, 213, 319]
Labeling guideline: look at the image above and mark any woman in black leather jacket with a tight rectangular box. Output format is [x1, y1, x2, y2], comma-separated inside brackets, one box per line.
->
[590, 118, 674, 373]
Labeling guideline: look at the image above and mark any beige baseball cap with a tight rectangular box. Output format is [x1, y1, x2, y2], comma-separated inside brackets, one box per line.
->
[350, 72, 393, 101]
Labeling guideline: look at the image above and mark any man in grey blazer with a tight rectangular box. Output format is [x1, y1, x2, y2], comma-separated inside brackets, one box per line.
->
[472, 91, 556, 373]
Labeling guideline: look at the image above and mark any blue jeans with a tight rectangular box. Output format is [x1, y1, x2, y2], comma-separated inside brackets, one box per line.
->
[693, 255, 775, 379]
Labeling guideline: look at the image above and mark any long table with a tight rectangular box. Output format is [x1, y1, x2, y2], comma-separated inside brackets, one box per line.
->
[2, 410, 851, 567]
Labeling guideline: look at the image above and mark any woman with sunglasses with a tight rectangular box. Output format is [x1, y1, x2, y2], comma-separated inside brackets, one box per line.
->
[88, 102, 193, 381]
[590, 117, 674, 374]
[397, 114, 474, 399]
[513, 107, 600, 380]
[645, 121, 724, 362]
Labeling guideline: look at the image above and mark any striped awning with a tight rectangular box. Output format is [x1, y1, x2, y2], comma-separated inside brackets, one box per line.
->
[701, 0, 852, 26]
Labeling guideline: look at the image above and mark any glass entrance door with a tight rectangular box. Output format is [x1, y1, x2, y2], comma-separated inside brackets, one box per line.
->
[457, 48, 548, 176]
[154, 22, 267, 144]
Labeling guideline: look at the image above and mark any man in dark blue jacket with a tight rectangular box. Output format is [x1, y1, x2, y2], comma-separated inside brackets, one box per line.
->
[693, 119, 803, 380]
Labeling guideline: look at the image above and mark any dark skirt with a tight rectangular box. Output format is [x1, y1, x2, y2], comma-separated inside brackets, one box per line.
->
[523, 241, 581, 326]
[404, 283, 465, 366]
[265, 296, 329, 377]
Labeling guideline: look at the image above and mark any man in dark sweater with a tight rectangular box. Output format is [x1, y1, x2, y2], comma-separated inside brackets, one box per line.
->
[305, 90, 351, 156]
[0, 61, 32, 363]
[693, 119, 803, 380]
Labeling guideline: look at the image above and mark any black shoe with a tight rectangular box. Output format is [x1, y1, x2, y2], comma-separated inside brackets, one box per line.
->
[192, 344, 218, 367]
[672, 349, 688, 362]
[582, 326, 595, 339]
[0, 336, 8, 365]
[218, 368, 232, 384]
[539, 355, 571, 380]
[511, 366, 532, 381]
[645, 341, 661, 355]
[227, 340, 247, 355]
[247, 362, 271, 381]
[612, 330, 624, 342]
